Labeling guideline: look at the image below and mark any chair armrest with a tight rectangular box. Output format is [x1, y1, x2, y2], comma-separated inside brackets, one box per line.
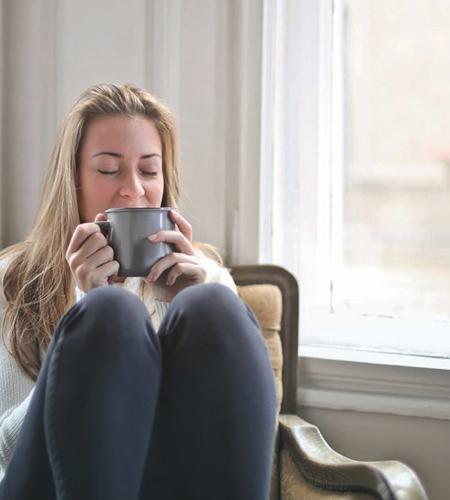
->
[279, 414, 428, 500]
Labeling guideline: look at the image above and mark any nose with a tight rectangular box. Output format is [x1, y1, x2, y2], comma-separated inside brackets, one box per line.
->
[119, 171, 145, 200]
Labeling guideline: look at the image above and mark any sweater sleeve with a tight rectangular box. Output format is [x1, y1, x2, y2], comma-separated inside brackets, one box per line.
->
[0, 387, 34, 480]
[199, 252, 238, 294]
[0, 254, 35, 482]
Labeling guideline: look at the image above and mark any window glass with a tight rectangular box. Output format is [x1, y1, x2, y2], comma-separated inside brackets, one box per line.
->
[334, 0, 450, 320]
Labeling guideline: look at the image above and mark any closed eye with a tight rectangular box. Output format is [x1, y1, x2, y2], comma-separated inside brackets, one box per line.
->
[96, 169, 159, 176]
[140, 170, 159, 177]
[97, 169, 118, 175]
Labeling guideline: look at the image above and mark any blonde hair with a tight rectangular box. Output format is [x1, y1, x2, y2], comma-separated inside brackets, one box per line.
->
[0, 83, 181, 380]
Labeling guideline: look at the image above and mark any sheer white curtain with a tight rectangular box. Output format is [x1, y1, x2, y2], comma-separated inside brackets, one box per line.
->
[260, 0, 325, 333]
[1, 0, 57, 247]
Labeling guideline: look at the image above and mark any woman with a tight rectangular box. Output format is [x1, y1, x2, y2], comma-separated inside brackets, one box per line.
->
[0, 84, 276, 500]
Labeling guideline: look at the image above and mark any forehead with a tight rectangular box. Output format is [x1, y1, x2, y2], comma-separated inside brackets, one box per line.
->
[80, 114, 162, 154]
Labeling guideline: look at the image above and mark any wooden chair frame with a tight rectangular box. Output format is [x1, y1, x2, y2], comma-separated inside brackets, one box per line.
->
[231, 264, 428, 500]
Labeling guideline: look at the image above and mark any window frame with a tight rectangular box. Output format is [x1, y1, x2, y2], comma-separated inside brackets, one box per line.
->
[260, 0, 450, 363]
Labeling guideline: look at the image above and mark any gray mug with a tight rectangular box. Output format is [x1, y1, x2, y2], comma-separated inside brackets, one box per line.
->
[96, 207, 175, 277]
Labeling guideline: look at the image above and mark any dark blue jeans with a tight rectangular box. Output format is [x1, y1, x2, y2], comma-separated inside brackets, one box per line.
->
[0, 283, 276, 500]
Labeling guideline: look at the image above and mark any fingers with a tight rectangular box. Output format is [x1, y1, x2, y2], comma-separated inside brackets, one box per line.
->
[148, 229, 194, 255]
[66, 222, 103, 258]
[66, 231, 111, 270]
[79, 245, 115, 274]
[166, 262, 207, 287]
[146, 252, 200, 282]
[93, 259, 120, 284]
[146, 211, 207, 291]
[94, 212, 107, 222]
[148, 210, 194, 256]
[66, 218, 117, 292]
[77, 257, 119, 286]
[169, 210, 192, 241]
[72, 245, 117, 286]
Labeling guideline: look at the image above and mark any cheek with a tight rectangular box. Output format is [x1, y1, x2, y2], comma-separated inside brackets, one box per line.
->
[144, 179, 165, 204]
[82, 179, 111, 203]
[78, 175, 115, 219]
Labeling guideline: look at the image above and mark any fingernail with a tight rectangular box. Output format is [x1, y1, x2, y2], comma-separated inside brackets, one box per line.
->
[148, 234, 158, 242]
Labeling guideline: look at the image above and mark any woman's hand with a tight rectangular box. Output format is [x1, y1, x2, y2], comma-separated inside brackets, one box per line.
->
[146, 210, 207, 301]
[66, 214, 120, 293]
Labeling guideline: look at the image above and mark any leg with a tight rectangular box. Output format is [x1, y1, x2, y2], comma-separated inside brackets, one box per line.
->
[141, 283, 277, 500]
[0, 287, 161, 500]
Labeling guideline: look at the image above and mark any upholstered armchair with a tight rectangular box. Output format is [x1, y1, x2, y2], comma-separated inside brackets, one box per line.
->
[231, 265, 428, 500]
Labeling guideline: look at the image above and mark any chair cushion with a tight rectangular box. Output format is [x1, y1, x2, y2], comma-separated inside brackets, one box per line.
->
[237, 284, 284, 416]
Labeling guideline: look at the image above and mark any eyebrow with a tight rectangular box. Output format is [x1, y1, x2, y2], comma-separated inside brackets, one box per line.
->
[91, 152, 162, 159]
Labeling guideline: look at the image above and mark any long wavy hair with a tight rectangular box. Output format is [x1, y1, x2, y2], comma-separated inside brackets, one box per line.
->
[0, 83, 181, 380]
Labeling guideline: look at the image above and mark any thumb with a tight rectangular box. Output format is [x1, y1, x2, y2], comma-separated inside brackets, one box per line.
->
[94, 212, 107, 222]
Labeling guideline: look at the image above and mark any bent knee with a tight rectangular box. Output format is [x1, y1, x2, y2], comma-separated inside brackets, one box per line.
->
[83, 286, 143, 314]
[166, 283, 259, 342]
[174, 283, 241, 317]
[71, 286, 153, 343]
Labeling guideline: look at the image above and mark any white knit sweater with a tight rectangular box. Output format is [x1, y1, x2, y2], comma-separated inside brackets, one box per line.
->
[0, 254, 237, 481]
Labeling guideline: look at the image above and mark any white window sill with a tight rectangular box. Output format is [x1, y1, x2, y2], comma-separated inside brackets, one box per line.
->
[300, 345, 450, 370]
[297, 345, 450, 421]
[301, 313, 450, 359]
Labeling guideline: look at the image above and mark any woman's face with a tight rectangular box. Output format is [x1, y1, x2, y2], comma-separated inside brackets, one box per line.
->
[77, 114, 165, 222]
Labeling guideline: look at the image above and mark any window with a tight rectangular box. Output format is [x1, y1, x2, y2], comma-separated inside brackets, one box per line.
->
[262, 0, 450, 359]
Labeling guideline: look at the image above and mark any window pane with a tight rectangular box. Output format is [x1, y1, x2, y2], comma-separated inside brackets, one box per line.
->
[335, 1, 450, 319]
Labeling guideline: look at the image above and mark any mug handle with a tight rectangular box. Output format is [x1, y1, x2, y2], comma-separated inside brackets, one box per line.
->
[95, 221, 113, 242]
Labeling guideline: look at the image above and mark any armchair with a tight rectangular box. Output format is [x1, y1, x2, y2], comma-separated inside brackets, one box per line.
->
[230, 265, 428, 500]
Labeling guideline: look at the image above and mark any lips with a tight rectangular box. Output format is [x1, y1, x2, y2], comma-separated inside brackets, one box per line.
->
[109, 204, 157, 209]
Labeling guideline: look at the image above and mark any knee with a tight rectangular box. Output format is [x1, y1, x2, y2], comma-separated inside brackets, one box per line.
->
[161, 284, 271, 382]
[165, 283, 259, 344]
[49, 287, 161, 400]
[83, 286, 146, 317]
[61, 286, 154, 347]
[174, 283, 243, 319]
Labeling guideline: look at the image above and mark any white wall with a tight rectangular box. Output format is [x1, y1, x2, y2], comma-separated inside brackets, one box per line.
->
[299, 406, 449, 500]
[0, 0, 3, 245]
[0, 1, 447, 498]
[2, 0, 151, 245]
[2, 0, 58, 245]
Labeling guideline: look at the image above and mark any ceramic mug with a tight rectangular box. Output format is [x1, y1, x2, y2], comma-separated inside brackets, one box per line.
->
[96, 207, 175, 277]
